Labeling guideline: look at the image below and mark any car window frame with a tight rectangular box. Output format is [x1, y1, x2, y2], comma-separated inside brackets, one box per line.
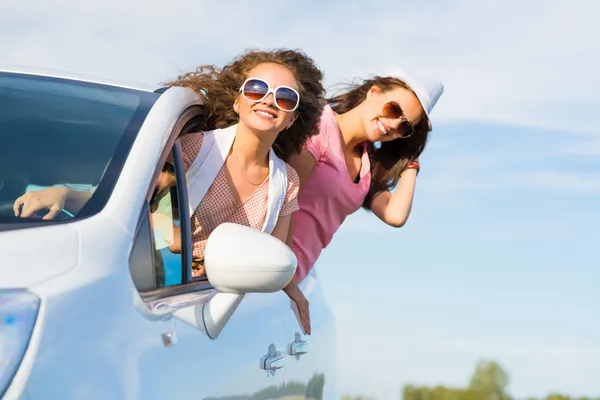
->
[132, 105, 213, 302]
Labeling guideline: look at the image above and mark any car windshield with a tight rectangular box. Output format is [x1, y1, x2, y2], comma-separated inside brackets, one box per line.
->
[0, 72, 158, 227]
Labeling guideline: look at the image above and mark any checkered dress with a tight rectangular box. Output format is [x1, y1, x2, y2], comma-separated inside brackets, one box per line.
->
[180, 132, 299, 261]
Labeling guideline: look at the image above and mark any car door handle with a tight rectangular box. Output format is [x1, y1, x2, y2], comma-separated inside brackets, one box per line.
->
[286, 332, 308, 360]
[260, 343, 286, 377]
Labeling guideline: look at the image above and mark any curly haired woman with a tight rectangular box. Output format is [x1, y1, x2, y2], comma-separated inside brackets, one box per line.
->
[14, 49, 325, 335]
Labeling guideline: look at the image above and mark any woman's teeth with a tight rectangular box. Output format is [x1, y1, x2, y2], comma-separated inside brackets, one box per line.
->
[256, 110, 275, 119]
[377, 120, 388, 135]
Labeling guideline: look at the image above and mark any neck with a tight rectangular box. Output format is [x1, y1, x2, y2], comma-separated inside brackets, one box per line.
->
[232, 122, 273, 167]
[334, 104, 368, 150]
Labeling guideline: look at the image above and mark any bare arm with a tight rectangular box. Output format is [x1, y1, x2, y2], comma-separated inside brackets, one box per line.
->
[369, 168, 418, 228]
[285, 217, 294, 248]
[166, 225, 182, 253]
[287, 149, 317, 189]
[271, 213, 292, 244]
[273, 213, 311, 335]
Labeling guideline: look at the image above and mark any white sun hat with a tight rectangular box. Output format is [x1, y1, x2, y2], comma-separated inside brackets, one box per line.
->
[386, 67, 444, 131]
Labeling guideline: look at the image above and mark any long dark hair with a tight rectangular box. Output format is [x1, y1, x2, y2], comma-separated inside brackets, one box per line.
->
[164, 48, 325, 161]
[327, 76, 430, 209]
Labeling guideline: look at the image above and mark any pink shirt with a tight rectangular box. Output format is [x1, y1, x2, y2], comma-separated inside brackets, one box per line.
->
[292, 105, 371, 282]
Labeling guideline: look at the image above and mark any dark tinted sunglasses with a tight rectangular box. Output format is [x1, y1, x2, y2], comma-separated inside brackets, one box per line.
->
[382, 94, 415, 138]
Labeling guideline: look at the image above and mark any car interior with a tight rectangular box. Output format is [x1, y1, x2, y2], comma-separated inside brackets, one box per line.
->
[0, 74, 144, 221]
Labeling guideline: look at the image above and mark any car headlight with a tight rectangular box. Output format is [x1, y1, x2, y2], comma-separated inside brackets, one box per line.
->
[0, 289, 40, 397]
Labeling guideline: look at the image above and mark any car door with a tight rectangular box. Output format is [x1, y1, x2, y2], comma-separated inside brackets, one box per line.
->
[278, 270, 339, 400]
[128, 109, 292, 399]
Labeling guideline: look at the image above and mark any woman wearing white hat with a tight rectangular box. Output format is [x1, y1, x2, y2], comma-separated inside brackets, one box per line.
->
[287, 70, 444, 323]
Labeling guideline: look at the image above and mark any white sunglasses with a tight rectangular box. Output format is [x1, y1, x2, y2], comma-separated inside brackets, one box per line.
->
[239, 78, 300, 112]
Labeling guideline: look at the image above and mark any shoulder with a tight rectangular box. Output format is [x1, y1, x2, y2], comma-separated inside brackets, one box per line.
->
[285, 164, 300, 193]
[180, 131, 205, 150]
[307, 105, 338, 150]
[303, 106, 337, 161]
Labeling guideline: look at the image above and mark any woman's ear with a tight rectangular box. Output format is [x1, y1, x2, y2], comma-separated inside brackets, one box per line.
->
[288, 114, 298, 129]
[366, 85, 383, 100]
[233, 99, 240, 114]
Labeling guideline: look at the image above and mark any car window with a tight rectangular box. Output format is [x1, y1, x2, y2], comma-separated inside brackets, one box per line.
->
[129, 150, 184, 292]
[129, 133, 211, 297]
[0, 72, 158, 226]
[149, 154, 183, 288]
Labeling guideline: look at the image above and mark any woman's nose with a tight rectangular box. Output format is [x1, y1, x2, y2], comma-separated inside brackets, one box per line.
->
[261, 92, 275, 106]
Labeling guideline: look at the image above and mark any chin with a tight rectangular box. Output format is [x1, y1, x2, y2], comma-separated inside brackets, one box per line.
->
[378, 135, 395, 142]
[246, 118, 282, 135]
[368, 131, 385, 143]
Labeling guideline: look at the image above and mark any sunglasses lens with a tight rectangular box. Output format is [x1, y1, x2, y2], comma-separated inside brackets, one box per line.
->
[400, 121, 413, 136]
[382, 101, 403, 119]
[275, 87, 299, 111]
[243, 79, 268, 101]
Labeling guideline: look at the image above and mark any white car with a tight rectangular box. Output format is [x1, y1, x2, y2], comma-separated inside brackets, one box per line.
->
[0, 66, 337, 400]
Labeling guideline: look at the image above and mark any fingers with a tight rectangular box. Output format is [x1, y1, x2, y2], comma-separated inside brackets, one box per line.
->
[42, 205, 62, 220]
[13, 197, 23, 216]
[13, 193, 43, 218]
[282, 282, 311, 335]
[299, 300, 311, 335]
[20, 200, 45, 218]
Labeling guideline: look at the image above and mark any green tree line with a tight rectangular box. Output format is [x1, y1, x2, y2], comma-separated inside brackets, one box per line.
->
[343, 359, 599, 400]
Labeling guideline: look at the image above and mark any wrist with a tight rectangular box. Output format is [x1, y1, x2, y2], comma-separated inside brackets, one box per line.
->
[405, 160, 420, 176]
[61, 186, 89, 212]
[60, 186, 76, 210]
[57, 185, 71, 197]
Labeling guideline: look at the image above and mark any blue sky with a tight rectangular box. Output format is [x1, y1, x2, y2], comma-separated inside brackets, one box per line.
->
[2, 1, 598, 399]
[319, 120, 599, 398]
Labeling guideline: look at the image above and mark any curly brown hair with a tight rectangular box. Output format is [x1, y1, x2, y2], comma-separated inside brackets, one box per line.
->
[327, 76, 430, 210]
[164, 48, 325, 161]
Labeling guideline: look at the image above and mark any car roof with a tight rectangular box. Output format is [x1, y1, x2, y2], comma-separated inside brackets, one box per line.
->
[0, 63, 158, 93]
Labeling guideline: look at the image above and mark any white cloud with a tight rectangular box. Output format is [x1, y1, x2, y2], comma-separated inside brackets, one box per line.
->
[1, 0, 599, 135]
[509, 171, 600, 194]
[564, 137, 600, 156]
[420, 167, 600, 197]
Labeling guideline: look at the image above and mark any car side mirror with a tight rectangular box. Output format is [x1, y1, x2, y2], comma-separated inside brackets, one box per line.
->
[174, 223, 297, 339]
